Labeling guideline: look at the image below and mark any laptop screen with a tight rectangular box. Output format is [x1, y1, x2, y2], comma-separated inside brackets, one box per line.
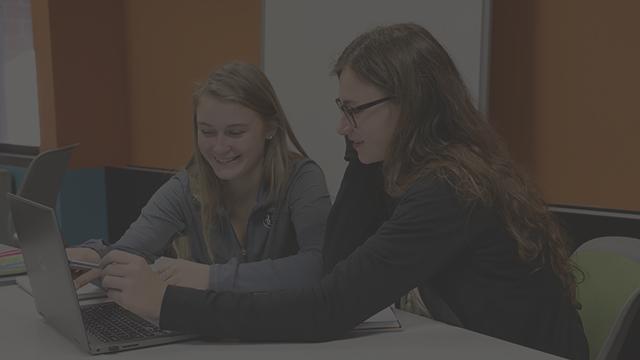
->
[7, 194, 90, 352]
[18, 143, 77, 208]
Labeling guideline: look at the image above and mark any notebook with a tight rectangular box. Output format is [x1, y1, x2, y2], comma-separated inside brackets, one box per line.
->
[0, 243, 25, 277]
[0, 244, 23, 285]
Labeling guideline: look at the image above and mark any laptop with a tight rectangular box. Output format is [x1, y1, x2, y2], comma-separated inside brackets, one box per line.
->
[18, 143, 78, 208]
[8, 193, 197, 354]
[2, 144, 77, 247]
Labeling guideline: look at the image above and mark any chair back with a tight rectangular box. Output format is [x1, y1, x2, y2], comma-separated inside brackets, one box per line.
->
[572, 236, 640, 360]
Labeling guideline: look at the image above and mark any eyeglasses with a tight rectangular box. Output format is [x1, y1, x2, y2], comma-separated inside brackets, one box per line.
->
[335, 96, 394, 128]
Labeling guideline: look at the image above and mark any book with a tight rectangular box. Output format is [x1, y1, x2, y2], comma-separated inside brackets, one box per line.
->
[0, 244, 26, 277]
[354, 306, 402, 331]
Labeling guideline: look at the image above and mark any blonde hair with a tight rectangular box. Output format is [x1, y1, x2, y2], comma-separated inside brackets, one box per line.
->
[178, 62, 307, 261]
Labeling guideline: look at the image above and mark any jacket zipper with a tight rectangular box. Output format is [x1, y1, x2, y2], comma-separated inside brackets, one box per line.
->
[230, 221, 248, 262]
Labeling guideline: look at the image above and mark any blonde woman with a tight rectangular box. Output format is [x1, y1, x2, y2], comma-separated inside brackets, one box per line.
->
[69, 62, 331, 291]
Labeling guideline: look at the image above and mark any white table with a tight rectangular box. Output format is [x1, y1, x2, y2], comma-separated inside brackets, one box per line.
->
[0, 285, 564, 359]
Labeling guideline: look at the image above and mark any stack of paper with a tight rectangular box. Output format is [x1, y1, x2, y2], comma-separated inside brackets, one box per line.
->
[0, 244, 26, 277]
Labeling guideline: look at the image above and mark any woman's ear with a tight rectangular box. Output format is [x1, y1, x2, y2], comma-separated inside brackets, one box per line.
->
[265, 125, 277, 140]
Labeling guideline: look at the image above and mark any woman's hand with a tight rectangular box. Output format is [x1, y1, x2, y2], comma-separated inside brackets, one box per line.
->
[66, 247, 101, 289]
[153, 257, 210, 290]
[101, 250, 168, 322]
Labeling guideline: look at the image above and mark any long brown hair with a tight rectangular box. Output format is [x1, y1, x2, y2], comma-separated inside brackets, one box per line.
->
[186, 62, 307, 261]
[334, 23, 578, 302]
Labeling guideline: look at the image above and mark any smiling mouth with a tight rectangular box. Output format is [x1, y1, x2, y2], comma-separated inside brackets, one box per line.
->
[214, 155, 241, 164]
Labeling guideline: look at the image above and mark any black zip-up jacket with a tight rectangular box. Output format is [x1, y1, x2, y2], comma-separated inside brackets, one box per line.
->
[160, 156, 589, 360]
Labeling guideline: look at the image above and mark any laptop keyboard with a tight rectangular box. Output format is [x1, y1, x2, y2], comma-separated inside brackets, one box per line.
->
[81, 302, 172, 343]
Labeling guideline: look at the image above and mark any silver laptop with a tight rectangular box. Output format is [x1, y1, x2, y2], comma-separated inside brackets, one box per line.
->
[8, 193, 197, 354]
[18, 143, 78, 208]
[2, 144, 77, 247]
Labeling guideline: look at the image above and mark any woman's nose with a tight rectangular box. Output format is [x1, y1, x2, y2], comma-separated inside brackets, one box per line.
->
[336, 115, 353, 136]
[212, 137, 231, 153]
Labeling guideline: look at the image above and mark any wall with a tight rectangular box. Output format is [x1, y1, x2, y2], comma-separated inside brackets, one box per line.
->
[264, 0, 491, 198]
[0, 0, 40, 147]
[22, 0, 262, 244]
[125, 0, 261, 169]
[30, 0, 261, 170]
[490, 0, 640, 211]
[18, 0, 640, 243]
[32, 0, 129, 168]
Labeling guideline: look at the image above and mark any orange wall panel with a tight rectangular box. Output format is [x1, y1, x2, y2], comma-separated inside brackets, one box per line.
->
[125, 0, 262, 170]
[32, 0, 129, 168]
[490, 0, 640, 211]
[32, 0, 260, 170]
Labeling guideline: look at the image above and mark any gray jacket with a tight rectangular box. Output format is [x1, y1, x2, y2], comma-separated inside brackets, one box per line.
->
[83, 159, 331, 291]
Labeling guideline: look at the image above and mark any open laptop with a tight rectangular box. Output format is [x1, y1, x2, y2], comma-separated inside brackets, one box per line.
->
[18, 143, 78, 208]
[2, 144, 77, 247]
[8, 193, 197, 354]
